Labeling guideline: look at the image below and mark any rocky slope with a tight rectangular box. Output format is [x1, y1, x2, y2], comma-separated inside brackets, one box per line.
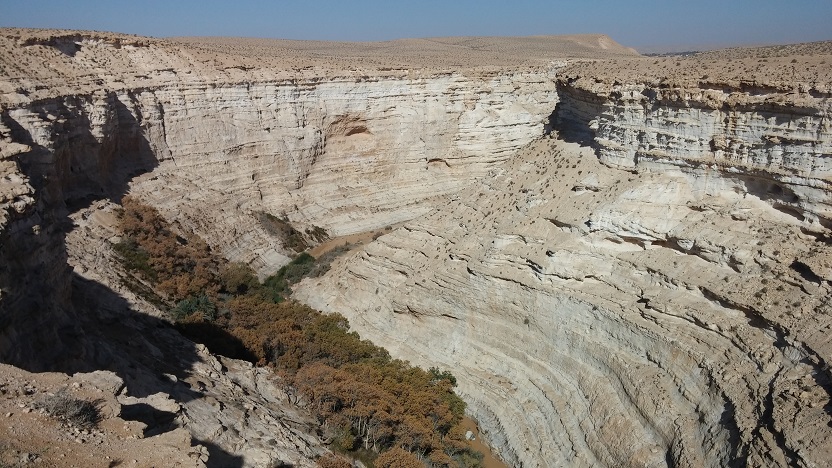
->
[0, 363, 205, 467]
[296, 53, 832, 466]
[0, 30, 624, 466]
[1, 28, 831, 467]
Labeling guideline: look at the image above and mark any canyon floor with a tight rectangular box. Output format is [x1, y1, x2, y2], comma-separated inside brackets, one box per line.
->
[1, 29, 831, 467]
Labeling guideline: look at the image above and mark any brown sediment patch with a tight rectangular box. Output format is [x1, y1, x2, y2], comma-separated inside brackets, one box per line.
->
[460, 416, 508, 468]
[309, 225, 401, 258]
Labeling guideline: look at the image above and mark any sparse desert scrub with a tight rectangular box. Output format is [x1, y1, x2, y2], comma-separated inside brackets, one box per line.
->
[33, 390, 101, 429]
[112, 198, 483, 467]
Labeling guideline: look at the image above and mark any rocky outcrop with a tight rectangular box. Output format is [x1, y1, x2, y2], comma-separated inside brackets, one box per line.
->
[124, 72, 558, 273]
[0, 363, 206, 467]
[3, 29, 832, 468]
[554, 76, 832, 229]
[296, 76, 832, 466]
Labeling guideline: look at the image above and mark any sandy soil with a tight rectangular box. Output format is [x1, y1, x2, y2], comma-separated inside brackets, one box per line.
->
[0, 364, 203, 468]
[460, 417, 507, 468]
[170, 34, 640, 70]
[309, 226, 402, 258]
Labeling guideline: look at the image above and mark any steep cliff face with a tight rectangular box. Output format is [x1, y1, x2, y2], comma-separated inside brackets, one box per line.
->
[555, 77, 832, 229]
[0, 90, 157, 368]
[2, 30, 831, 467]
[122, 72, 557, 273]
[4, 75, 556, 275]
[296, 73, 832, 467]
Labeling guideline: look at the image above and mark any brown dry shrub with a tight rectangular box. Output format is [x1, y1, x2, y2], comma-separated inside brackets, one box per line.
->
[34, 390, 101, 429]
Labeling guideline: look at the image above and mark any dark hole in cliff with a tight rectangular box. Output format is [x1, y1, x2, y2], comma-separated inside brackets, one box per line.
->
[790, 260, 822, 284]
[773, 203, 804, 221]
[739, 176, 806, 222]
[344, 125, 369, 136]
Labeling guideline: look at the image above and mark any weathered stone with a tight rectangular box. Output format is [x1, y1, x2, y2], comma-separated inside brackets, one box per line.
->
[1, 28, 831, 468]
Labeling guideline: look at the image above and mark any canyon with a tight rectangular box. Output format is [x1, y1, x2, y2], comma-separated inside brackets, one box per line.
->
[1, 29, 831, 467]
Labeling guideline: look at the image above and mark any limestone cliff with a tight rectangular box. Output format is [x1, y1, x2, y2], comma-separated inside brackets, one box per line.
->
[554, 75, 831, 229]
[0, 30, 560, 274]
[2, 28, 831, 468]
[296, 60, 832, 467]
[0, 29, 574, 466]
[125, 71, 557, 274]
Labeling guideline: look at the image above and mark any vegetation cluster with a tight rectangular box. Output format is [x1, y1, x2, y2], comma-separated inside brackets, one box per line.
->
[33, 390, 102, 429]
[113, 197, 482, 467]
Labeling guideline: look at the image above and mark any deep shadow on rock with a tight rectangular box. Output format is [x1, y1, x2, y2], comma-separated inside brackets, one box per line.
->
[0, 94, 248, 464]
[197, 440, 246, 468]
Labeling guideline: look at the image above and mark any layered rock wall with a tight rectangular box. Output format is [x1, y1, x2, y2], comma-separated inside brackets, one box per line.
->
[296, 78, 832, 467]
[3, 31, 832, 467]
[127, 73, 557, 272]
[3, 76, 557, 275]
[556, 79, 832, 228]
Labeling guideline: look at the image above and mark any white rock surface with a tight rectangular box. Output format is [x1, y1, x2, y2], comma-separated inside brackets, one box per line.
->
[297, 136, 832, 467]
[3, 73, 557, 275]
[2, 30, 831, 468]
[296, 76, 832, 466]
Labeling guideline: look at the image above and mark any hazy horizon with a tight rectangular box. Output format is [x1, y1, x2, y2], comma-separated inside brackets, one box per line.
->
[1, 0, 830, 53]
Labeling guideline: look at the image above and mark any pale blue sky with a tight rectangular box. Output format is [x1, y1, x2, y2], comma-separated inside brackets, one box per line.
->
[1, 0, 830, 51]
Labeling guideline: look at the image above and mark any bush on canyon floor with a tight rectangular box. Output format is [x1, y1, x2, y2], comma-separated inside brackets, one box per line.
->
[113, 198, 483, 467]
[115, 197, 220, 302]
[375, 447, 425, 468]
[220, 262, 260, 295]
[170, 293, 218, 321]
[306, 225, 330, 244]
[260, 253, 317, 301]
[33, 390, 101, 429]
[306, 243, 353, 279]
[112, 237, 155, 280]
[316, 453, 353, 468]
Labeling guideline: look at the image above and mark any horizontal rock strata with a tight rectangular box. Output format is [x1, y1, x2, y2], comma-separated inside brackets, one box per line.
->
[296, 75, 832, 467]
[2, 30, 832, 467]
[1, 32, 559, 272]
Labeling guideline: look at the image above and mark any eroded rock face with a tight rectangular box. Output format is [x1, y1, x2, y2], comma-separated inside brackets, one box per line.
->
[2, 29, 832, 468]
[3, 76, 557, 275]
[555, 77, 832, 229]
[0, 31, 560, 275]
[296, 79, 832, 466]
[125, 73, 558, 274]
